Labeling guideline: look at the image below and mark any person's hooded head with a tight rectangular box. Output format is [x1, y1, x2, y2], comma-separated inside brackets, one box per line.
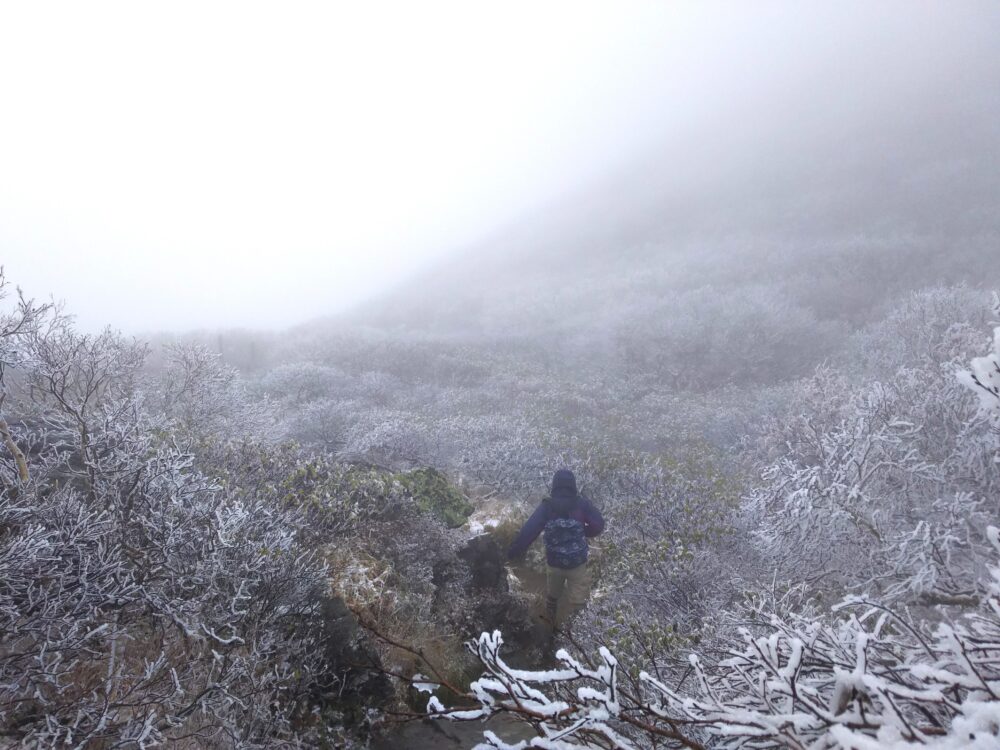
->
[549, 468, 579, 516]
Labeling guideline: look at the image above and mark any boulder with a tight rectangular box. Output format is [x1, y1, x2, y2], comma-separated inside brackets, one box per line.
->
[457, 534, 508, 592]
[319, 595, 393, 711]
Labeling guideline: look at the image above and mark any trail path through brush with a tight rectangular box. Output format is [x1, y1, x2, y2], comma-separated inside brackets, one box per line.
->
[374, 494, 549, 749]
[372, 712, 537, 749]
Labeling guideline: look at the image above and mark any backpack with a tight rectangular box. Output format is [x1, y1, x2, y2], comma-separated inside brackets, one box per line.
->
[543, 516, 588, 569]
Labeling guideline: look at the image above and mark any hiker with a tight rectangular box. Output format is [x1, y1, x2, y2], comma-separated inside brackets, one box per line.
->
[507, 469, 605, 630]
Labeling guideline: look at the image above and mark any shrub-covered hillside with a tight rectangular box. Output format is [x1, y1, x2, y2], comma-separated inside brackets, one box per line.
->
[0, 273, 538, 747]
[5, 260, 997, 748]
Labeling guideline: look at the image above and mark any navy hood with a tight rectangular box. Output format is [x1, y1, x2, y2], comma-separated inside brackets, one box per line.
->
[549, 469, 579, 516]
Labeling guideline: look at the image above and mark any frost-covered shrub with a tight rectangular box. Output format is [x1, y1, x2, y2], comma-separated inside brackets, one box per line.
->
[258, 360, 352, 405]
[0, 274, 51, 486]
[613, 283, 847, 390]
[279, 396, 358, 449]
[434, 526, 1000, 750]
[155, 341, 273, 441]
[0, 421, 337, 747]
[0, 292, 354, 747]
[747, 289, 1000, 606]
[339, 408, 451, 468]
[851, 284, 992, 378]
[957, 293, 1000, 456]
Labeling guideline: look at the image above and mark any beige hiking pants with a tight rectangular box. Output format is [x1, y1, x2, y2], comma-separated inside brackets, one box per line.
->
[545, 562, 591, 629]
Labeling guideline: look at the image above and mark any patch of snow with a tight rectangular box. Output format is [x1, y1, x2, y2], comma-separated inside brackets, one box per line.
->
[412, 673, 439, 694]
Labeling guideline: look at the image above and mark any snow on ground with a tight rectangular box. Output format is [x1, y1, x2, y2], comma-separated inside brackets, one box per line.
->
[465, 495, 522, 536]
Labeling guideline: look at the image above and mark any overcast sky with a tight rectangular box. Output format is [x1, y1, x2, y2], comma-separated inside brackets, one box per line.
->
[2, 1, 997, 332]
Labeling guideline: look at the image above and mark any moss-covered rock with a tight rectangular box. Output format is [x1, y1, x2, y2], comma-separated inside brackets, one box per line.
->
[396, 467, 473, 528]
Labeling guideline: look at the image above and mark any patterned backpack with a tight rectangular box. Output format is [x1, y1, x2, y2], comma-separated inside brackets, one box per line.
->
[543, 516, 588, 569]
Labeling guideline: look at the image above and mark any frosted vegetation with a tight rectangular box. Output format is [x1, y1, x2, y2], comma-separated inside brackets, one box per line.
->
[2, 246, 999, 747]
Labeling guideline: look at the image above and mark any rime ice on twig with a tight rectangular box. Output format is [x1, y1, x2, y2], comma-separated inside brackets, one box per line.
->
[445, 530, 1000, 748]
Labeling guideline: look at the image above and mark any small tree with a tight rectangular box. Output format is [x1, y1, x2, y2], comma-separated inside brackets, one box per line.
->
[0, 269, 52, 485]
[957, 293, 1000, 455]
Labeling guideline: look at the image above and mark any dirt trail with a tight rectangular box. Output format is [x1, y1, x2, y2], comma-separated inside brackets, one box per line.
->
[372, 713, 537, 749]
[374, 495, 550, 749]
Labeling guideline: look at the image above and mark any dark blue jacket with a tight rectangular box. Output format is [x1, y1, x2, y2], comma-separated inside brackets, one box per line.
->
[507, 494, 605, 562]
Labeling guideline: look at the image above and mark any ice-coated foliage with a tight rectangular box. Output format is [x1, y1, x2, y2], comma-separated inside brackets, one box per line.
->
[747, 289, 999, 607]
[0, 283, 348, 747]
[957, 292, 1000, 456]
[437, 527, 1000, 749]
[154, 341, 273, 441]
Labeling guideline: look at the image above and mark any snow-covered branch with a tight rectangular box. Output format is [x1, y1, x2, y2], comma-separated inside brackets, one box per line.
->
[442, 527, 1000, 748]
